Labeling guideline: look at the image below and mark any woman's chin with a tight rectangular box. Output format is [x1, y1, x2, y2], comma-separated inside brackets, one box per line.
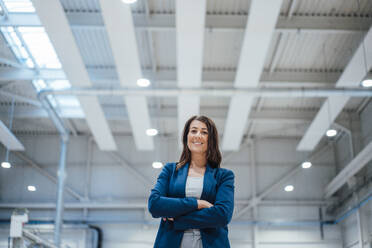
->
[190, 149, 206, 154]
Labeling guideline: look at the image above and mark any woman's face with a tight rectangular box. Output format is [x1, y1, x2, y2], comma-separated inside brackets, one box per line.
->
[187, 120, 208, 155]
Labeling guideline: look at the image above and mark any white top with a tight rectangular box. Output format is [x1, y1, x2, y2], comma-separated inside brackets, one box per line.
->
[184, 176, 204, 235]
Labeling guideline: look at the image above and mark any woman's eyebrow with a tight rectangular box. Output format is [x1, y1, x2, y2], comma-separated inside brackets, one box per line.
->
[190, 127, 208, 130]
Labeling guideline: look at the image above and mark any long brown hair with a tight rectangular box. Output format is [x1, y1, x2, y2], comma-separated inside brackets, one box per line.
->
[177, 115, 222, 170]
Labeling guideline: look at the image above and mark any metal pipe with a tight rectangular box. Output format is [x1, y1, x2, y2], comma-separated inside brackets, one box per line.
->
[250, 140, 259, 248]
[39, 87, 372, 98]
[0, 199, 333, 209]
[354, 194, 364, 248]
[3, 96, 15, 163]
[287, 0, 297, 19]
[38, 94, 68, 141]
[54, 138, 68, 247]
[83, 137, 94, 219]
[0, 0, 9, 18]
[37, 93, 69, 247]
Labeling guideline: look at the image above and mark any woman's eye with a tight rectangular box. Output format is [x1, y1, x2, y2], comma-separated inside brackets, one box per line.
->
[191, 130, 197, 133]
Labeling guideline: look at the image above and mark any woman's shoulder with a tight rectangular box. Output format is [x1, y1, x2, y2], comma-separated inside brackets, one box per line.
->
[216, 167, 234, 179]
[163, 162, 177, 171]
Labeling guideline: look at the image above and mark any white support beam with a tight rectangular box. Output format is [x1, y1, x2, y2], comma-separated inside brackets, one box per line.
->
[0, 120, 24, 150]
[325, 141, 372, 198]
[297, 25, 372, 151]
[31, 0, 116, 151]
[176, 0, 206, 147]
[99, 0, 154, 150]
[222, 0, 283, 151]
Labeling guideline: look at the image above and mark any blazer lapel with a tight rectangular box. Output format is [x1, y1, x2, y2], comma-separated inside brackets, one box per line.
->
[201, 164, 217, 203]
[173, 162, 190, 198]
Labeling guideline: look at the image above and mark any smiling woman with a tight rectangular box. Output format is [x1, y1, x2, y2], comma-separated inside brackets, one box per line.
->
[148, 115, 235, 248]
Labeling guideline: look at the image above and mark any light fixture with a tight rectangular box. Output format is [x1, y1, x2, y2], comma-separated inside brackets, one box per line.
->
[301, 161, 312, 169]
[137, 78, 151, 87]
[1, 162, 11, 169]
[121, 0, 137, 4]
[146, 128, 158, 136]
[284, 185, 294, 192]
[27, 185, 36, 192]
[361, 78, 372, 88]
[326, 129, 337, 137]
[152, 162, 163, 169]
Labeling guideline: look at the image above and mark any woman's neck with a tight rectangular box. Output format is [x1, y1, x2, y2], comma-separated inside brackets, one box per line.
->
[190, 153, 207, 169]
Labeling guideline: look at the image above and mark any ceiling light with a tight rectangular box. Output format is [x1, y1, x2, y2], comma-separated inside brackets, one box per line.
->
[121, 0, 137, 4]
[1, 162, 11, 169]
[284, 185, 294, 192]
[146, 128, 158, 136]
[361, 79, 372, 88]
[27, 185, 36, 192]
[152, 162, 163, 169]
[326, 129, 337, 137]
[137, 78, 151, 87]
[301, 161, 312, 169]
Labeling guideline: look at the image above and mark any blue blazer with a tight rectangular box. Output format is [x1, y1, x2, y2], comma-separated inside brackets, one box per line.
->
[148, 162, 235, 248]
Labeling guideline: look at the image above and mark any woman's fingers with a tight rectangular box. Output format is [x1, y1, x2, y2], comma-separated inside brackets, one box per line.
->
[162, 217, 174, 221]
[197, 199, 214, 209]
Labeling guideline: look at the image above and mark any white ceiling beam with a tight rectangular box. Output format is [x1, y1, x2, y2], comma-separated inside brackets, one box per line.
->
[0, 120, 24, 150]
[325, 141, 372, 198]
[99, 0, 153, 150]
[297, 25, 372, 151]
[31, 0, 116, 151]
[222, 0, 283, 151]
[176, 0, 206, 147]
[3, 13, 371, 34]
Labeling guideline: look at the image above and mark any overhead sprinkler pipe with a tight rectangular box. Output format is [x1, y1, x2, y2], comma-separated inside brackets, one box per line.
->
[37, 92, 69, 247]
[39, 87, 372, 98]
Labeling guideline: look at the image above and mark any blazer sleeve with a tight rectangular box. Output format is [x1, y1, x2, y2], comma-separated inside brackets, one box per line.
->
[148, 163, 198, 218]
[173, 169, 234, 230]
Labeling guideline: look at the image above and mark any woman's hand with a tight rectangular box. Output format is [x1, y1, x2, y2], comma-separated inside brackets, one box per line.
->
[162, 217, 174, 221]
[197, 199, 213, 209]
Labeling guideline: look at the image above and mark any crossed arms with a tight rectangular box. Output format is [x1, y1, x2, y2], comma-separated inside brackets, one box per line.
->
[148, 163, 235, 230]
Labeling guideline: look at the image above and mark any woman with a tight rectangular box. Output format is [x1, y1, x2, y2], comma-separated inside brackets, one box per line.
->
[148, 115, 235, 248]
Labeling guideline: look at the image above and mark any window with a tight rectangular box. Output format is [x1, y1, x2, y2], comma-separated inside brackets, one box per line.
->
[18, 27, 61, 69]
[3, 0, 35, 13]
